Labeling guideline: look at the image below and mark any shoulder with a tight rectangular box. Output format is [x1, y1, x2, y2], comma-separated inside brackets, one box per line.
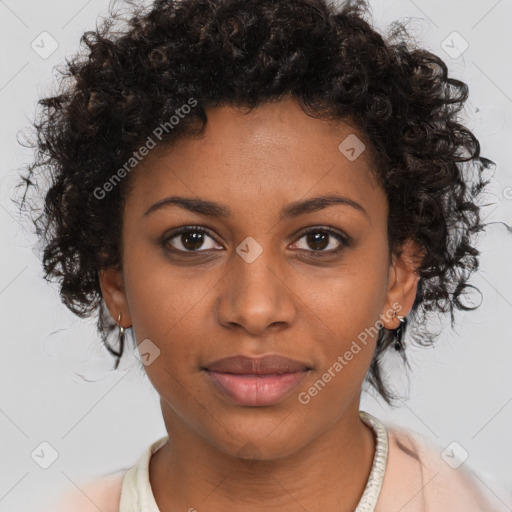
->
[45, 469, 126, 512]
[43, 436, 168, 512]
[377, 424, 510, 512]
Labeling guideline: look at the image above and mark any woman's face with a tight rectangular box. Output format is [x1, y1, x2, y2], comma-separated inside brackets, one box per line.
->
[100, 97, 418, 459]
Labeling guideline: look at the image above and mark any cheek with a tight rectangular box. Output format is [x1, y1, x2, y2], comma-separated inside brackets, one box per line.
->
[294, 251, 389, 389]
[302, 254, 389, 340]
[121, 247, 227, 393]
[122, 243, 213, 343]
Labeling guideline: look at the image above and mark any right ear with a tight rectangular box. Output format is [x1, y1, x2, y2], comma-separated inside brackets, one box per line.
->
[98, 267, 132, 327]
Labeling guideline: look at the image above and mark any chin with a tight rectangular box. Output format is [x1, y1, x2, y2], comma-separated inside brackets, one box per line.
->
[204, 414, 315, 462]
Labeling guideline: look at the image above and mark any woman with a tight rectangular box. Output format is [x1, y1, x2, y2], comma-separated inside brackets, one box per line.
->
[18, 0, 507, 510]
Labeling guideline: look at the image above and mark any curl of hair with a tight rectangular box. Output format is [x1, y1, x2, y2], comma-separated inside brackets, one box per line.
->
[15, 0, 493, 404]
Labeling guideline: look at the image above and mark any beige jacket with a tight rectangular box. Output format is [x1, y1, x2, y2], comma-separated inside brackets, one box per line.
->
[46, 424, 511, 511]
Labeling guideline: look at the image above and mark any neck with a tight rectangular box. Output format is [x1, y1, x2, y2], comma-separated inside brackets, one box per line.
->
[149, 399, 376, 512]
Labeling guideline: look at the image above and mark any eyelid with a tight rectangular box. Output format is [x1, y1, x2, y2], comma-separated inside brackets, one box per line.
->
[294, 225, 350, 242]
[161, 225, 350, 255]
[292, 225, 350, 255]
[161, 225, 221, 250]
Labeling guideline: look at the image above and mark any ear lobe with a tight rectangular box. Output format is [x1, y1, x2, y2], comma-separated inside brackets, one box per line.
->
[381, 239, 423, 329]
[98, 267, 132, 326]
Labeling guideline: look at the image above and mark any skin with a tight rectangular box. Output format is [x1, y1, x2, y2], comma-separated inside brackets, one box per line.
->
[99, 97, 422, 512]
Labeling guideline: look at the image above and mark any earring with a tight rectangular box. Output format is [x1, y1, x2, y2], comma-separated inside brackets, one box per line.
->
[115, 313, 125, 369]
[391, 310, 407, 351]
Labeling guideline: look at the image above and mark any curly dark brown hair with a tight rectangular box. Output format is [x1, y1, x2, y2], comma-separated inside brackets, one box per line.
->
[15, 0, 494, 405]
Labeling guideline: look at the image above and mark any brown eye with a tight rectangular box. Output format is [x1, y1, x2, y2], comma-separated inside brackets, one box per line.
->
[163, 227, 222, 253]
[305, 231, 330, 251]
[291, 227, 349, 255]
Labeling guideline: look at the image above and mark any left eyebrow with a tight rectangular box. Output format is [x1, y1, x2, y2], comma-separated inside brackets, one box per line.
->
[280, 195, 369, 221]
[143, 194, 369, 220]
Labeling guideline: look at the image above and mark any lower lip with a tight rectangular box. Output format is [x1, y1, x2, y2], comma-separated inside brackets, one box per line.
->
[205, 370, 309, 406]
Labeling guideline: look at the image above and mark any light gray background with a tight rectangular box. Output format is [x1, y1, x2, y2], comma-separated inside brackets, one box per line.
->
[1, 0, 511, 510]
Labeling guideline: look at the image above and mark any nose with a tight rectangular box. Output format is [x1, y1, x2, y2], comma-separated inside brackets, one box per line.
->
[215, 247, 297, 336]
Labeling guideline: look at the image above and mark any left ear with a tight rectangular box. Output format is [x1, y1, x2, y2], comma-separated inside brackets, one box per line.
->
[380, 238, 424, 329]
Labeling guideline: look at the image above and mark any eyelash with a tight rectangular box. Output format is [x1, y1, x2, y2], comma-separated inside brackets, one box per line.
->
[161, 225, 350, 257]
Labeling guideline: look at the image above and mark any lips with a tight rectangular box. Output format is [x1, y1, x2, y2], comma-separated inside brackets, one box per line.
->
[204, 354, 311, 374]
[203, 354, 311, 406]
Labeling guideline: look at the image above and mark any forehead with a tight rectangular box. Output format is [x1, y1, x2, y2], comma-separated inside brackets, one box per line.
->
[124, 98, 385, 222]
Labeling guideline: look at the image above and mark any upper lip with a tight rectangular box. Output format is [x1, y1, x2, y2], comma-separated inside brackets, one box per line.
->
[203, 354, 311, 375]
